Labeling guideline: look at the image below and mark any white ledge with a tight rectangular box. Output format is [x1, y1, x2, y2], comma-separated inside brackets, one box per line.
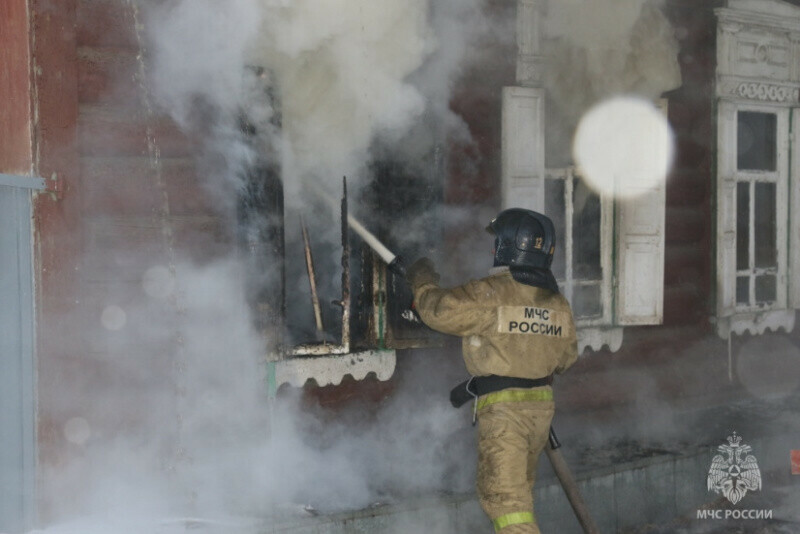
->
[270, 350, 397, 389]
[577, 326, 624, 353]
[715, 309, 796, 339]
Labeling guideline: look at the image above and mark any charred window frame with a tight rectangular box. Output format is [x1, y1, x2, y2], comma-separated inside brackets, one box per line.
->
[238, 76, 445, 356]
[237, 68, 286, 348]
[359, 151, 445, 350]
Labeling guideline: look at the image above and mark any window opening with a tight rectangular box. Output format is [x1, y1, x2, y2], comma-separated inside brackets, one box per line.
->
[737, 111, 776, 171]
[545, 167, 608, 323]
[360, 151, 444, 349]
[239, 76, 444, 356]
[735, 111, 779, 309]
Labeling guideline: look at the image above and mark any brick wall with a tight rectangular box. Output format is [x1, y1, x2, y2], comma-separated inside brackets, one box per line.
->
[31, 0, 230, 519]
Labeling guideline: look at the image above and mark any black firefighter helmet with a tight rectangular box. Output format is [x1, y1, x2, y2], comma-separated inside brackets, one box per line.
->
[486, 208, 556, 269]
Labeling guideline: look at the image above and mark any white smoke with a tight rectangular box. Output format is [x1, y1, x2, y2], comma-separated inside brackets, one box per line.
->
[146, 0, 264, 128]
[542, 0, 681, 165]
[146, 0, 483, 206]
[33, 1, 487, 531]
[142, 0, 487, 340]
[144, 0, 270, 218]
[36, 257, 474, 531]
[37, 1, 766, 532]
[543, 0, 681, 113]
[250, 0, 429, 192]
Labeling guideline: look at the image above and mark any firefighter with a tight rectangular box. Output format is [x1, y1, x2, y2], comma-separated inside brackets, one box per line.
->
[405, 208, 578, 534]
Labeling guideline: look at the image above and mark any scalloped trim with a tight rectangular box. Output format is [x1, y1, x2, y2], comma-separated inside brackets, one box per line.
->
[716, 309, 796, 339]
[273, 350, 397, 388]
[577, 326, 624, 354]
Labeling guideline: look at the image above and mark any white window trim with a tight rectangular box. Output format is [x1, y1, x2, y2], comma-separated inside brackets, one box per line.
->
[715, 102, 795, 338]
[502, 87, 665, 354]
[713, 0, 800, 339]
[544, 167, 624, 353]
[735, 177, 787, 309]
[545, 167, 614, 328]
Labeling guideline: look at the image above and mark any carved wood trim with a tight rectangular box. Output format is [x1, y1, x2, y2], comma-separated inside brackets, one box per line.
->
[735, 82, 800, 102]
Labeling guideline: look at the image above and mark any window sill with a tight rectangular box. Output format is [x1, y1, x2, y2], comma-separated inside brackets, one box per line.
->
[577, 326, 624, 353]
[714, 309, 796, 339]
[267, 349, 397, 391]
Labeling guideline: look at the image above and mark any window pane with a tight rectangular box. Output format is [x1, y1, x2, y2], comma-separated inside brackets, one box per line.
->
[737, 111, 776, 171]
[755, 274, 776, 304]
[736, 182, 750, 271]
[573, 284, 602, 319]
[736, 276, 749, 305]
[546, 178, 566, 280]
[572, 178, 602, 279]
[754, 182, 776, 268]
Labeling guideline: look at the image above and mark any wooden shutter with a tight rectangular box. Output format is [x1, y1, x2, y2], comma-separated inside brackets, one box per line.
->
[501, 86, 545, 212]
[615, 181, 666, 325]
[615, 101, 668, 325]
[716, 102, 738, 316]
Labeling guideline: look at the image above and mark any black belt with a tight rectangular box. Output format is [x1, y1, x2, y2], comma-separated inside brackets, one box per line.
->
[449, 374, 553, 408]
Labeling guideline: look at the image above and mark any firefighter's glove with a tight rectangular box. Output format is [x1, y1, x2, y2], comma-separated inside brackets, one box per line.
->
[406, 257, 440, 288]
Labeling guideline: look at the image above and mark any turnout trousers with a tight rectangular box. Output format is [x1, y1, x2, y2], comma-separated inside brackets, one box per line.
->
[476, 392, 555, 533]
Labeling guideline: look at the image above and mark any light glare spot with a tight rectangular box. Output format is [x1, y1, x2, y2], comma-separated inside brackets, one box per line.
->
[573, 96, 674, 199]
[64, 417, 91, 445]
[101, 305, 127, 331]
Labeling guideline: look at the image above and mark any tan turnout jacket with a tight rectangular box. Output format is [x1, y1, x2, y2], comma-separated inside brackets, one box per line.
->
[411, 266, 578, 379]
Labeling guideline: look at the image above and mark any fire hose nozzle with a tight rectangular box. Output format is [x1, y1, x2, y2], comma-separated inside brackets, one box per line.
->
[387, 256, 407, 278]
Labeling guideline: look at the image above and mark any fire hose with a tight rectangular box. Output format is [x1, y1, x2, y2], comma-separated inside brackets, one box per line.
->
[331, 199, 600, 534]
[546, 428, 601, 534]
